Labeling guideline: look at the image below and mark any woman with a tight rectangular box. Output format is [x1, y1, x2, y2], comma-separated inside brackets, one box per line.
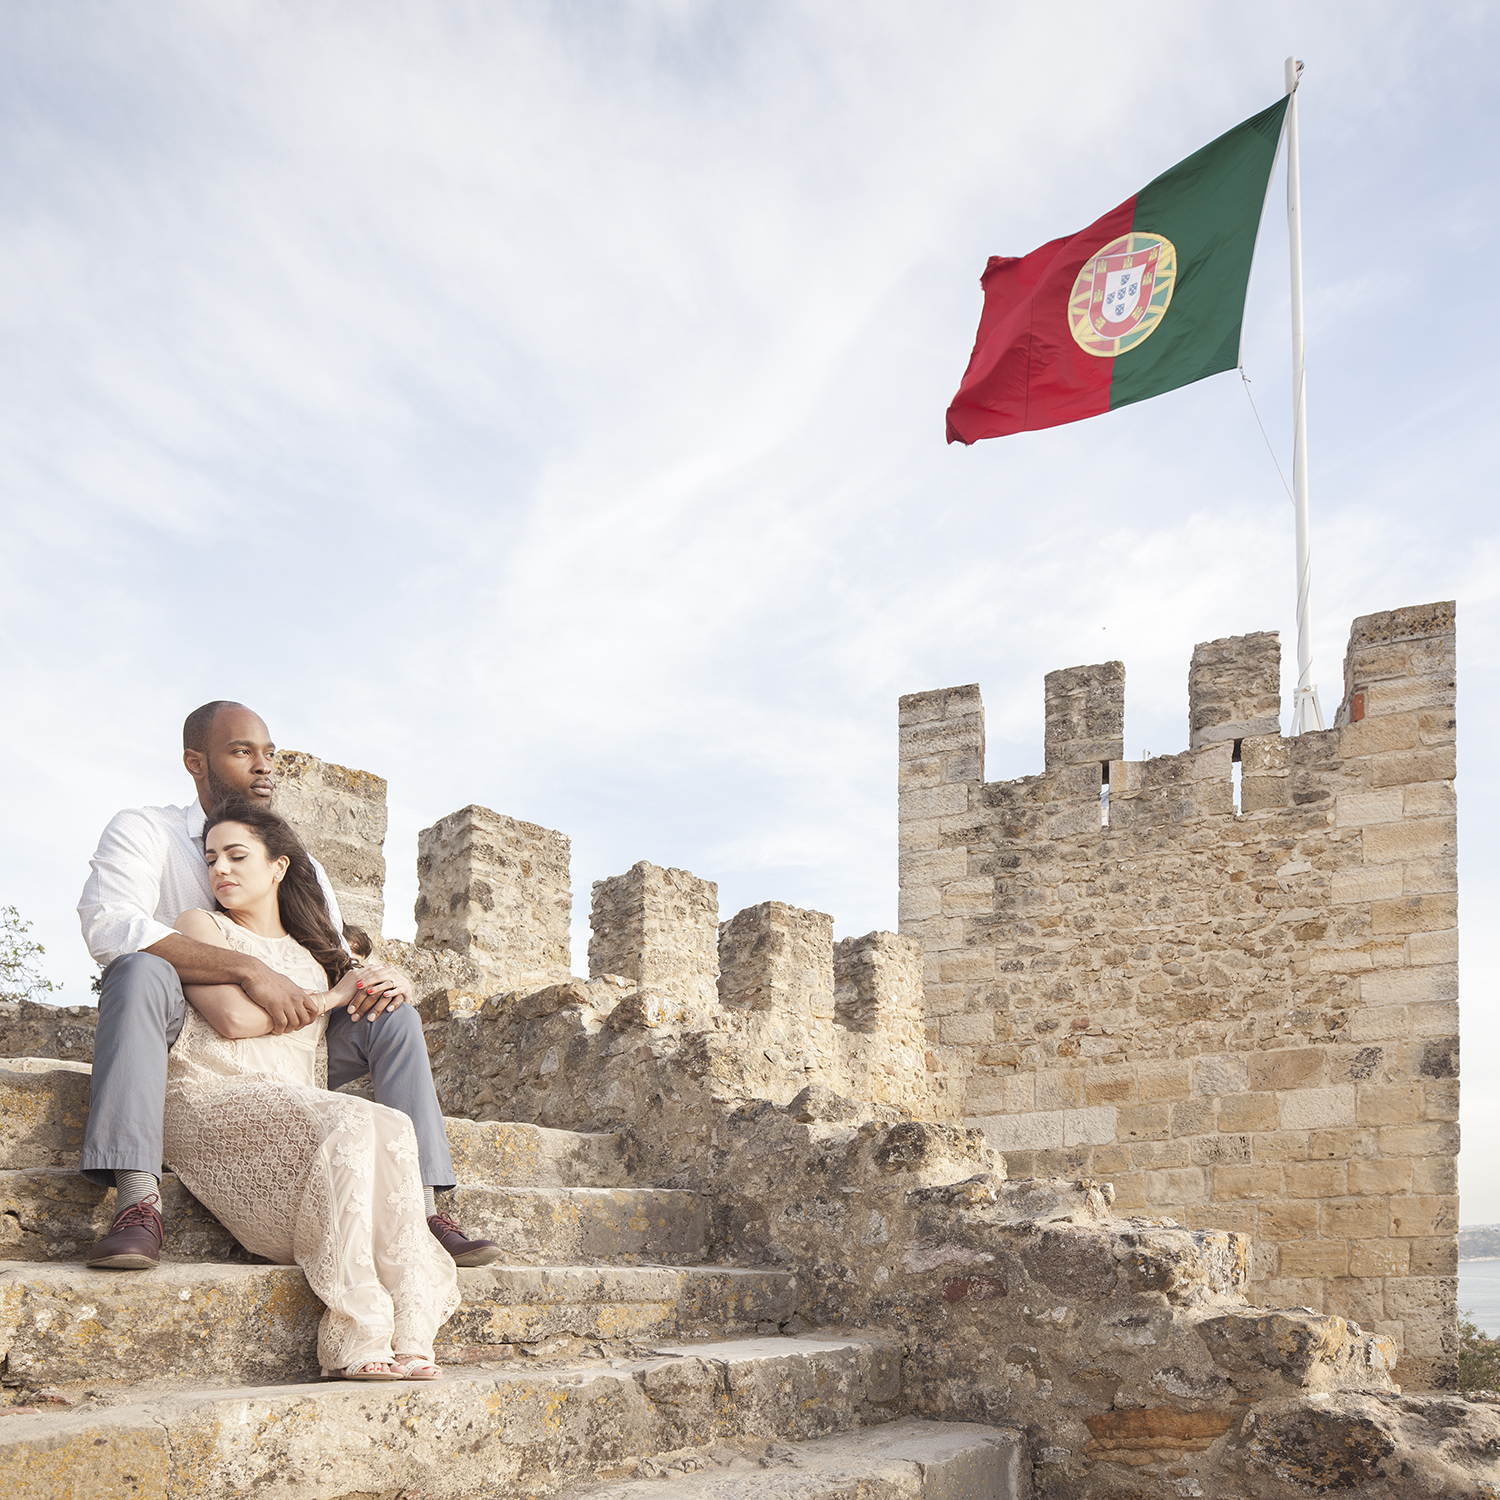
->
[163, 795, 459, 1381]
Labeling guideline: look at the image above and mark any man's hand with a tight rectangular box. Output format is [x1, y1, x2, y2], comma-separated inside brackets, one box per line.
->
[147, 930, 321, 1036]
[240, 966, 323, 1034]
[344, 964, 414, 1021]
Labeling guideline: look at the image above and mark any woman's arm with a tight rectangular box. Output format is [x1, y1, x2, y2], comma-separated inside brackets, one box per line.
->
[174, 911, 274, 1038]
[174, 911, 358, 1039]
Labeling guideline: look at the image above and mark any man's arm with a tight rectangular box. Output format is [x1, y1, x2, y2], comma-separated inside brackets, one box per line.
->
[183, 961, 360, 1040]
[78, 808, 176, 966]
[151, 927, 322, 1034]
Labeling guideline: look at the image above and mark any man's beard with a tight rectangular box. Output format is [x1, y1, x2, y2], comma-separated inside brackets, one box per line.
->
[204, 765, 271, 811]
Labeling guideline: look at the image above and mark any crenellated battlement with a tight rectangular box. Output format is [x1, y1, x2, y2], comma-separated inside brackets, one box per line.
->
[897, 600, 1460, 1388]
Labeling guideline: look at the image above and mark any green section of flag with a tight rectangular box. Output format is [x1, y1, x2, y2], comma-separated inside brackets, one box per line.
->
[1109, 96, 1289, 411]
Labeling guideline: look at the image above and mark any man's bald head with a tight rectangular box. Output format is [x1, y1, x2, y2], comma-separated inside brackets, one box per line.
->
[181, 702, 276, 813]
[183, 700, 250, 754]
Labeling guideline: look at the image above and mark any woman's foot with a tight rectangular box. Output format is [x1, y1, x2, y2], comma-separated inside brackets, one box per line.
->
[337, 1361, 403, 1381]
[392, 1354, 441, 1381]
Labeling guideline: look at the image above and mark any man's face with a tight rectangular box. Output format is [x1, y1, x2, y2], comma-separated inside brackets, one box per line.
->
[193, 708, 276, 807]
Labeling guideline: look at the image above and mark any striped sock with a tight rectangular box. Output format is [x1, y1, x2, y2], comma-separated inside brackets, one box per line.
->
[114, 1170, 159, 1213]
[423, 1186, 437, 1217]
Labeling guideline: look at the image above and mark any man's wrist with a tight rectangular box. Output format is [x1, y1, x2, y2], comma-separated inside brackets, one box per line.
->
[232, 953, 273, 999]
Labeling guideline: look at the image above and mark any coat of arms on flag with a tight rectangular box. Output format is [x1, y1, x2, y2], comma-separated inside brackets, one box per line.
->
[1068, 232, 1177, 356]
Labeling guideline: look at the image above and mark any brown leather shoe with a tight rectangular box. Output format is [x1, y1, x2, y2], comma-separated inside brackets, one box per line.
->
[86, 1193, 164, 1269]
[427, 1211, 502, 1267]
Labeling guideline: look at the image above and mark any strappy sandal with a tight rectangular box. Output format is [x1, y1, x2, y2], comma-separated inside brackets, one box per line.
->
[391, 1355, 442, 1381]
[330, 1361, 402, 1381]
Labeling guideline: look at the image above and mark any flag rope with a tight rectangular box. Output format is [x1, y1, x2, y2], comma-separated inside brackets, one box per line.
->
[1238, 366, 1294, 505]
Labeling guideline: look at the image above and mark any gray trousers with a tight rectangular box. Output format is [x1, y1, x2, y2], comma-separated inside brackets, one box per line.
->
[79, 952, 456, 1191]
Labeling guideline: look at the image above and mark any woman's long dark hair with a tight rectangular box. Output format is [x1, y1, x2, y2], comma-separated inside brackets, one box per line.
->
[203, 795, 353, 987]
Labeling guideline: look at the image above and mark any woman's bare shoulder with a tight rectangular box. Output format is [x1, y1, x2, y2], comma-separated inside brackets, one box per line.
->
[174, 909, 230, 944]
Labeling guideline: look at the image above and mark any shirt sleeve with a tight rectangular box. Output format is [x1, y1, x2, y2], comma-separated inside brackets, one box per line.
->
[309, 856, 347, 945]
[77, 809, 177, 965]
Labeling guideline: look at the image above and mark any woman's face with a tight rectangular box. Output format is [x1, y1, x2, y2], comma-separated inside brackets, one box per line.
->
[204, 821, 288, 910]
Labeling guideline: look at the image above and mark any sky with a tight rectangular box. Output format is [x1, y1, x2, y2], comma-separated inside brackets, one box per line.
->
[3, 3, 1497, 1219]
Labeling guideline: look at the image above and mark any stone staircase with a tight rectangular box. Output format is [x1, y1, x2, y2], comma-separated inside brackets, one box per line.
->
[0, 1057, 1024, 1499]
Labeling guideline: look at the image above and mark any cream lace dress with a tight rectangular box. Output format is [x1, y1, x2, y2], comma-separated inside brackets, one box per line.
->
[162, 914, 459, 1373]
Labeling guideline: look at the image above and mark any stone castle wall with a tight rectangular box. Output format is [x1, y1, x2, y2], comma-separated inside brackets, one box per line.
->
[272, 750, 388, 935]
[897, 601, 1460, 1388]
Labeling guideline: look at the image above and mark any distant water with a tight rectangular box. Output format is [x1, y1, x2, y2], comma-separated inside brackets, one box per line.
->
[1460, 1261, 1500, 1338]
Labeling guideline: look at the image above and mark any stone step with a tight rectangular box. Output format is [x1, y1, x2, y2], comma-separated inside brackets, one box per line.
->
[0, 1260, 798, 1388]
[444, 1115, 637, 1188]
[440, 1184, 706, 1266]
[0, 1060, 91, 1170]
[0, 1059, 636, 1186]
[0, 1169, 246, 1263]
[559, 1417, 1024, 1500]
[0, 1170, 702, 1267]
[0, 1336, 896, 1500]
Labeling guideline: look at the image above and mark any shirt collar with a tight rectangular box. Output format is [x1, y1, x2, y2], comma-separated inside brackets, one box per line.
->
[184, 800, 207, 840]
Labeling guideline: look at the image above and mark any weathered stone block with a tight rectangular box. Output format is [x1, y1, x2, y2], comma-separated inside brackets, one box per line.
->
[718, 902, 833, 1021]
[1035, 1070, 1084, 1111]
[1192, 1055, 1247, 1096]
[1279, 1238, 1349, 1277]
[832, 930, 922, 1039]
[1115, 1103, 1169, 1141]
[1219, 1092, 1279, 1132]
[1043, 661, 1124, 768]
[1379, 1121, 1459, 1159]
[1145, 1165, 1207, 1203]
[1370, 892, 1458, 935]
[1368, 746, 1457, 787]
[1135, 1061, 1191, 1101]
[1249, 1048, 1326, 1093]
[1335, 788, 1405, 827]
[1388, 1194, 1459, 1239]
[1214, 1165, 1284, 1201]
[1284, 1162, 1348, 1198]
[1409, 1236, 1459, 1274]
[273, 749, 388, 934]
[1355, 1084, 1423, 1127]
[1347, 1158, 1412, 1196]
[1349, 1239, 1409, 1277]
[937, 1011, 992, 1047]
[415, 806, 571, 994]
[1404, 930, 1452, 966]
[589, 861, 718, 1010]
[1279, 1087, 1355, 1131]
[0, 1001, 97, 1065]
[1188, 631, 1280, 748]
[1320, 1198, 1388, 1240]
[1257, 1201, 1319, 1240]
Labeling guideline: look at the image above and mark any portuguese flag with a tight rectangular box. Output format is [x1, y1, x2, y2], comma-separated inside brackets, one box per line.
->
[946, 96, 1289, 444]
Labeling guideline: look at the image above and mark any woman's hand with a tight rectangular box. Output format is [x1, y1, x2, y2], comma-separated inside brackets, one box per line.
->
[343, 963, 413, 1021]
[325, 965, 365, 1013]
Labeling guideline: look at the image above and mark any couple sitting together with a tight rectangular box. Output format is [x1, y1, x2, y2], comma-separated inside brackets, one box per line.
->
[77, 700, 500, 1382]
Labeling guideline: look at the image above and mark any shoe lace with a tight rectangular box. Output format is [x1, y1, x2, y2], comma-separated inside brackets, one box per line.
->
[114, 1192, 162, 1233]
[429, 1211, 463, 1236]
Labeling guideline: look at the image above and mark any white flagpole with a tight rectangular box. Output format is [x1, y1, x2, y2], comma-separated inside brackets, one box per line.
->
[1285, 56, 1325, 734]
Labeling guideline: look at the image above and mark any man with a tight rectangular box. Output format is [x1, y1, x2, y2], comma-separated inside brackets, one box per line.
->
[77, 699, 499, 1271]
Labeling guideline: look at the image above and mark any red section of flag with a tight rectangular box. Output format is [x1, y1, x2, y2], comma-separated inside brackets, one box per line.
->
[946, 196, 1135, 444]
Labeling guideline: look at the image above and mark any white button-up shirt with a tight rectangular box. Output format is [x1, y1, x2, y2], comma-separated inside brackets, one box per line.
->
[78, 799, 343, 967]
